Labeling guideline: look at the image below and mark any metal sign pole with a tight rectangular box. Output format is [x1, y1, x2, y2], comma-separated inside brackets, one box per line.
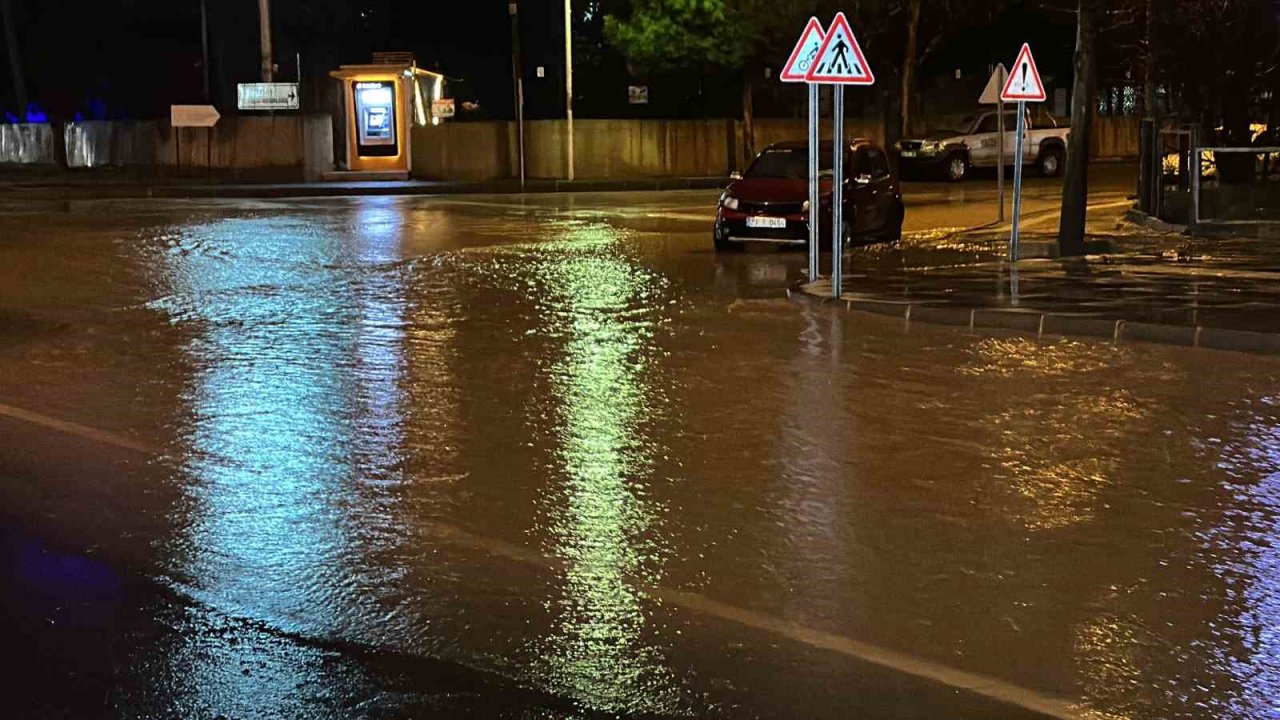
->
[1010, 101, 1026, 261]
[997, 69, 1006, 223]
[808, 83, 819, 282]
[831, 85, 844, 298]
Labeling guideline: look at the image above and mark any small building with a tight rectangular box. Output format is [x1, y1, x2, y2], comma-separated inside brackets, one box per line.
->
[328, 53, 448, 180]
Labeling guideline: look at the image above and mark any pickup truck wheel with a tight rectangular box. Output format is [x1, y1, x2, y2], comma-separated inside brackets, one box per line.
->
[1038, 147, 1064, 177]
[944, 153, 968, 182]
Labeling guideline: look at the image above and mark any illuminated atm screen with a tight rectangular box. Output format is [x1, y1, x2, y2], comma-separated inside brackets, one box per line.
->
[353, 81, 397, 157]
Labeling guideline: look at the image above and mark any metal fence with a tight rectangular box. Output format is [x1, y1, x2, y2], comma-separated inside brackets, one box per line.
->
[1192, 147, 1280, 224]
[1138, 124, 1199, 224]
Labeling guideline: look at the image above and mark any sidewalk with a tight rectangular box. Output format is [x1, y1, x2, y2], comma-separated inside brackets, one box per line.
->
[0, 169, 728, 200]
[801, 215, 1280, 354]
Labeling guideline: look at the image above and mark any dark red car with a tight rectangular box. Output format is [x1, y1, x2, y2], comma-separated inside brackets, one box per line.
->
[714, 140, 904, 251]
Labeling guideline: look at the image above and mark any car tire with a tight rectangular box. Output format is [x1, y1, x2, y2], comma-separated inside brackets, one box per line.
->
[1038, 146, 1064, 177]
[944, 153, 968, 182]
[884, 201, 904, 244]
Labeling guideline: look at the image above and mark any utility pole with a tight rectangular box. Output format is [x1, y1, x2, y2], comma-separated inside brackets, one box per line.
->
[1, 0, 27, 114]
[200, 0, 211, 102]
[258, 0, 274, 82]
[510, 2, 525, 187]
[564, 0, 574, 181]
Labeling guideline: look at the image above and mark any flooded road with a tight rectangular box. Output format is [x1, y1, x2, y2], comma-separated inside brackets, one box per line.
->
[1, 187, 1278, 719]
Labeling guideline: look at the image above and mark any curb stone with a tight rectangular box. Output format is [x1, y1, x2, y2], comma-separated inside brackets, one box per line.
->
[797, 285, 1280, 355]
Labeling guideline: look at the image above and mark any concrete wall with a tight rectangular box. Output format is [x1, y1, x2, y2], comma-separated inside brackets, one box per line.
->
[11, 111, 1137, 180]
[411, 121, 517, 181]
[751, 118, 883, 151]
[418, 114, 1159, 183]
[159, 116, 333, 180]
[412, 118, 743, 181]
[411, 117, 888, 181]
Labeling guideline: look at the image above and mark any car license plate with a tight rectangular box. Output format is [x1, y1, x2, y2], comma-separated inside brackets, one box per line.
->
[901, 150, 918, 158]
[746, 216, 786, 229]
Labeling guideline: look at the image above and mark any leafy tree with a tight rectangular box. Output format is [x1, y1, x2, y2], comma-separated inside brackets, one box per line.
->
[604, 0, 809, 158]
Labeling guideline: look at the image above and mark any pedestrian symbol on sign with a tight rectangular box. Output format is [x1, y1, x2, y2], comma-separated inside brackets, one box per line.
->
[825, 37, 857, 75]
[803, 12, 875, 85]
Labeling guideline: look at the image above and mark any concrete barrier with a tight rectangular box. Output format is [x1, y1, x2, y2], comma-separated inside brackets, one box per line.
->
[0, 123, 57, 165]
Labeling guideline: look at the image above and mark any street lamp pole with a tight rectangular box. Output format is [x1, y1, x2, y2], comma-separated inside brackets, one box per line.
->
[564, 0, 574, 181]
[258, 0, 274, 82]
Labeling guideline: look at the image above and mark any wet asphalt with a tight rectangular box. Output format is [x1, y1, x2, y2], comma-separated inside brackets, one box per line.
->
[3, 170, 1280, 719]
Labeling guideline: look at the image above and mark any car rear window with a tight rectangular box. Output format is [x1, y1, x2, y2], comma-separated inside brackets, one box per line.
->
[746, 148, 836, 179]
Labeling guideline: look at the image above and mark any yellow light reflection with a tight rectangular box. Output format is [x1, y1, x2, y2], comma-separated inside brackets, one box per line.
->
[526, 223, 680, 713]
[961, 338, 1148, 531]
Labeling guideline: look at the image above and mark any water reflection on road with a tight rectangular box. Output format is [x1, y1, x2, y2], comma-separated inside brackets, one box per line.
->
[146, 204, 419, 710]
[518, 222, 680, 712]
[0, 192, 1278, 718]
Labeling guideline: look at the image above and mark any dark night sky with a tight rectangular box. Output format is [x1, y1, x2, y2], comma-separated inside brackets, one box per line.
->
[1, 0, 1085, 122]
[0, 0, 533, 120]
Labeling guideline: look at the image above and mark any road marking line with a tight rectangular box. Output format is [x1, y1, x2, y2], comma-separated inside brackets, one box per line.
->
[0, 402, 160, 455]
[1019, 199, 1133, 229]
[425, 522, 1083, 720]
[0, 400, 1085, 719]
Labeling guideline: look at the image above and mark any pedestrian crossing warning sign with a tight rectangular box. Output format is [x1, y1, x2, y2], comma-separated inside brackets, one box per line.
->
[780, 17, 825, 83]
[803, 12, 874, 85]
[1000, 44, 1047, 102]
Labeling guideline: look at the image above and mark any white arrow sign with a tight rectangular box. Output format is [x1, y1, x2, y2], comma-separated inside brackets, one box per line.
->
[238, 83, 300, 111]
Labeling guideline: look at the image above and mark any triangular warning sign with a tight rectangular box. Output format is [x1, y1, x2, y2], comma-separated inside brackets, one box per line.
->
[780, 17, 826, 83]
[803, 12, 874, 85]
[979, 63, 1007, 105]
[1000, 44, 1046, 102]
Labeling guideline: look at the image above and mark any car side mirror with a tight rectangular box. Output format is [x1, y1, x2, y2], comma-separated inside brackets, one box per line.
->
[729, 170, 743, 181]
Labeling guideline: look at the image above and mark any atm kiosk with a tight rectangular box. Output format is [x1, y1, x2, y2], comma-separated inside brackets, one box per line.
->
[329, 56, 446, 179]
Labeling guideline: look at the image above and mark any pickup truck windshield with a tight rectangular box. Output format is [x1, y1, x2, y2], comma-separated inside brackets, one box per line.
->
[973, 112, 1024, 133]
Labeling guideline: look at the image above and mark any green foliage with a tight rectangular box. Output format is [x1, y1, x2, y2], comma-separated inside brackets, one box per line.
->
[604, 0, 804, 74]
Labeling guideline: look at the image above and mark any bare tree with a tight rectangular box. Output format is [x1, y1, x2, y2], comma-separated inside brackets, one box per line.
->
[897, 0, 1011, 135]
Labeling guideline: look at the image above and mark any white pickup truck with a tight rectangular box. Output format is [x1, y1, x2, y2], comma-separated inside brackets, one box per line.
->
[895, 109, 1070, 182]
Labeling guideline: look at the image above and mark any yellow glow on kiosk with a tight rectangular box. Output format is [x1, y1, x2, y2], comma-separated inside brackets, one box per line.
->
[330, 60, 446, 178]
